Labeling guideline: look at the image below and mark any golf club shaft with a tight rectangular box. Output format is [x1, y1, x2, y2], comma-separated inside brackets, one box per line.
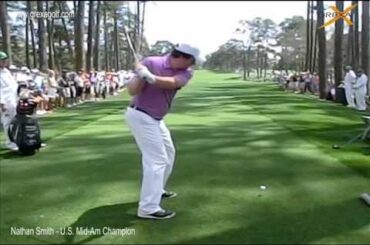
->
[124, 28, 140, 63]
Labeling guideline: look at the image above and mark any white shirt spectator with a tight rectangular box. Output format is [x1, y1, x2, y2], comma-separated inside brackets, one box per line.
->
[0, 67, 18, 106]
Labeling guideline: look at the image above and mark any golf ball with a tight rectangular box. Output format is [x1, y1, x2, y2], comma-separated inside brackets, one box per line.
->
[260, 185, 267, 190]
[332, 144, 340, 149]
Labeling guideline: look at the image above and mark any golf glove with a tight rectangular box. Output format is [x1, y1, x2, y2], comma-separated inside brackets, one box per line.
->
[135, 66, 156, 84]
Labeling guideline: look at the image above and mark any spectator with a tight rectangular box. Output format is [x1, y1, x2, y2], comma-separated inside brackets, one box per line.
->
[57, 71, 70, 107]
[0, 51, 19, 151]
[89, 70, 97, 99]
[84, 71, 92, 101]
[33, 71, 49, 115]
[112, 71, 119, 95]
[297, 73, 305, 93]
[343, 65, 356, 108]
[46, 69, 59, 112]
[67, 72, 77, 106]
[75, 70, 85, 104]
[312, 72, 319, 94]
[353, 68, 368, 111]
[303, 72, 314, 94]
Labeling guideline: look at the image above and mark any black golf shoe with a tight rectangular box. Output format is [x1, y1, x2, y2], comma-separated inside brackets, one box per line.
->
[161, 191, 177, 199]
[137, 209, 176, 220]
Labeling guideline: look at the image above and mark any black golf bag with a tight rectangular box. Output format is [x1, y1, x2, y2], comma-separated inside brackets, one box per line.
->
[8, 99, 41, 155]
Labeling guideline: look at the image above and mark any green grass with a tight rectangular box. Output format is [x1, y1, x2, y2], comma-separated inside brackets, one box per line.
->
[0, 70, 369, 244]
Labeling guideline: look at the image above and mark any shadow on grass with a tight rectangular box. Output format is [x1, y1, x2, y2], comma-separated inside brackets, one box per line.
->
[61, 202, 137, 244]
[176, 198, 370, 244]
[225, 76, 242, 80]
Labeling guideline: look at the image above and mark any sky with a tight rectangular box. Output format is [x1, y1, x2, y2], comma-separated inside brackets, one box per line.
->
[144, 1, 307, 59]
[143, 0, 358, 60]
[7, 0, 362, 60]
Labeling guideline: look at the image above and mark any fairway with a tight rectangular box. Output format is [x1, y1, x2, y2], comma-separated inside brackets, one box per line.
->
[1, 70, 369, 244]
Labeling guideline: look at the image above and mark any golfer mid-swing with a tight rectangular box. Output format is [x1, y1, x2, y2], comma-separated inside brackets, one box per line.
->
[125, 43, 200, 219]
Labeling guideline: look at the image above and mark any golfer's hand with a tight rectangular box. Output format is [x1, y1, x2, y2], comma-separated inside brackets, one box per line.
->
[135, 64, 156, 84]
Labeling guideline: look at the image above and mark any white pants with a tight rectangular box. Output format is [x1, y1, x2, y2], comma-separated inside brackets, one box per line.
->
[355, 89, 367, 111]
[1, 103, 17, 145]
[124, 107, 175, 214]
[344, 83, 355, 107]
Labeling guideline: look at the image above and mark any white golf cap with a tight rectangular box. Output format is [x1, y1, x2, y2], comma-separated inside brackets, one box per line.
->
[174, 43, 200, 64]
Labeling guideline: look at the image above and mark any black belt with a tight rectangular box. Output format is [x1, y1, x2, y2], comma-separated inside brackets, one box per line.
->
[129, 105, 161, 120]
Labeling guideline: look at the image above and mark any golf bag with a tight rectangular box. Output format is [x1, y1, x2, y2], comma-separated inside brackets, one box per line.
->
[17, 98, 37, 115]
[8, 99, 41, 155]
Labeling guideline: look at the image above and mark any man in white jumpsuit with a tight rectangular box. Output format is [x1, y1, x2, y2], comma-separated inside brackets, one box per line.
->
[353, 69, 368, 111]
[344, 65, 356, 108]
[0, 52, 18, 151]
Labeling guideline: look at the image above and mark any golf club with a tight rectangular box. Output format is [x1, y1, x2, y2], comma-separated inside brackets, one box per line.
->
[331, 132, 363, 149]
[124, 26, 140, 64]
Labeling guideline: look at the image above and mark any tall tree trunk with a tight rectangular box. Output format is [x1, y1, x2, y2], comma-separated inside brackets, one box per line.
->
[361, 1, 369, 77]
[242, 49, 246, 80]
[347, 12, 354, 66]
[264, 52, 268, 78]
[309, 0, 314, 71]
[246, 47, 251, 77]
[37, 1, 48, 71]
[256, 47, 260, 79]
[94, 0, 101, 71]
[261, 56, 264, 78]
[0, 1, 12, 64]
[25, 1, 32, 68]
[46, 2, 55, 69]
[110, 31, 114, 70]
[113, 9, 119, 70]
[57, 31, 63, 72]
[75, 1, 85, 71]
[312, 29, 318, 73]
[86, 0, 95, 72]
[53, 28, 59, 72]
[103, 3, 108, 71]
[73, 0, 77, 17]
[353, 0, 360, 69]
[26, 16, 30, 68]
[305, 0, 310, 71]
[317, 0, 326, 99]
[47, 19, 55, 70]
[30, 16, 37, 68]
[334, 0, 344, 87]
[60, 1, 73, 57]
[310, 9, 317, 73]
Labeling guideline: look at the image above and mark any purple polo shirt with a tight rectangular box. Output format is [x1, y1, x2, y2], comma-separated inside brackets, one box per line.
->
[131, 55, 193, 120]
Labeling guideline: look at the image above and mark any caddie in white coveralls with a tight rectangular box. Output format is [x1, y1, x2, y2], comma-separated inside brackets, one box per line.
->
[343, 65, 356, 108]
[353, 69, 368, 111]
